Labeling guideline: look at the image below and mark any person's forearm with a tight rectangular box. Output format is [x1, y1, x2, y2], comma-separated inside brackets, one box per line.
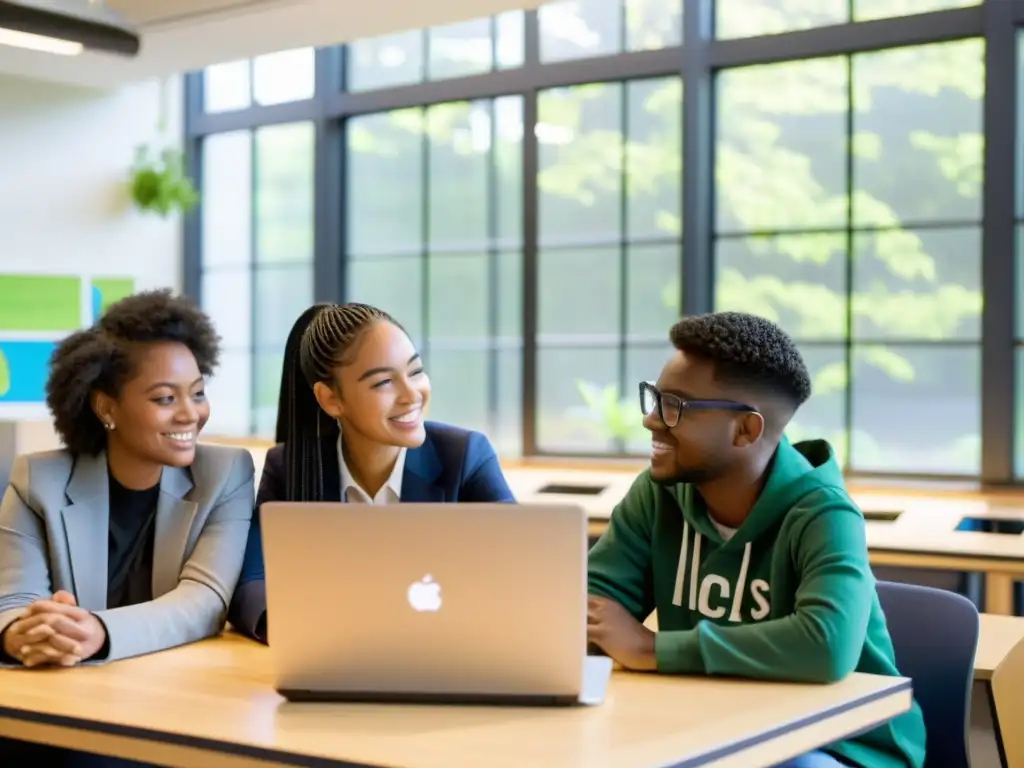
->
[655, 612, 862, 683]
[91, 581, 226, 662]
[230, 580, 268, 643]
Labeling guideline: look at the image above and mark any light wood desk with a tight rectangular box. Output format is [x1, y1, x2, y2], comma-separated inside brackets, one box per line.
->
[0, 633, 912, 768]
[971, 615, 1024, 768]
[975, 614, 1024, 681]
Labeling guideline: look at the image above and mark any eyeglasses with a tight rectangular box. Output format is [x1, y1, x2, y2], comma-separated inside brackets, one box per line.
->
[639, 381, 758, 428]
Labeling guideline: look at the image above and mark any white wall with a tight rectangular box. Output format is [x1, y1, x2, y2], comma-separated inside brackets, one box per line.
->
[0, 74, 183, 424]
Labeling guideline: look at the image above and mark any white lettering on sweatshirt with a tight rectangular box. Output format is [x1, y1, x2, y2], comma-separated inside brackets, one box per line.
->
[671, 520, 771, 623]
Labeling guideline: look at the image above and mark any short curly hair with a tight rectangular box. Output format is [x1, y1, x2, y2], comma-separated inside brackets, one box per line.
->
[45, 289, 221, 456]
[669, 311, 812, 408]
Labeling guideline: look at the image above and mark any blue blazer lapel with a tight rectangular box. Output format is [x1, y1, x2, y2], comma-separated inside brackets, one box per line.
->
[401, 434, 445, 502]
[317, 432, 342, 502]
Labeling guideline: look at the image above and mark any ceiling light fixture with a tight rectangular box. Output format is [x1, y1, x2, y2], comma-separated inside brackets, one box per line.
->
[0, 0, 140, 57]
[0, 25, 82, 54]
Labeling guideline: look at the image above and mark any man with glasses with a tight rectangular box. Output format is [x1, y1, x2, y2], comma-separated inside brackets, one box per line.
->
[586, 312, 925, 768]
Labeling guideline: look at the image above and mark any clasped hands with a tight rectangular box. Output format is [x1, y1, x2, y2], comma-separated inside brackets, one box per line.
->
[2, 591, 106, 668]
[587, 594, 657, 672]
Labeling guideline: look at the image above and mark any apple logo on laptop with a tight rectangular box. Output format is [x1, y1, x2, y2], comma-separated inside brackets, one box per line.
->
[407, 574, 442, 612]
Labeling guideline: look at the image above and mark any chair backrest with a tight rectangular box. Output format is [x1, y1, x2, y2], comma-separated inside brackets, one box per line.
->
[876, 580, 979, 768]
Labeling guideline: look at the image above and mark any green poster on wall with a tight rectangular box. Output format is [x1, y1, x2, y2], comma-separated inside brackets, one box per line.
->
[0, 275, 81, 332]
[91, 278, 135, 321]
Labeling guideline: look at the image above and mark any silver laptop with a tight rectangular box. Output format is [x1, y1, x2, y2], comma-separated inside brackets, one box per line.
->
[260, 501, 613, 706]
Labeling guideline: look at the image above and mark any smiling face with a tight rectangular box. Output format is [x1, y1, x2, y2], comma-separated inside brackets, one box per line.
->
[645, 350, 765, 485]
[91, 341, 210, 470]
[312, 321, 431, 449]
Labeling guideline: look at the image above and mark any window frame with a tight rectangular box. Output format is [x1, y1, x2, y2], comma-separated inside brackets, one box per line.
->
[183, 0, 1024, 485]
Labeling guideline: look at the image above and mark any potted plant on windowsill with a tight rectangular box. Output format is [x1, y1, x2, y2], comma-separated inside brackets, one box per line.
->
[128, 77, 199, 218]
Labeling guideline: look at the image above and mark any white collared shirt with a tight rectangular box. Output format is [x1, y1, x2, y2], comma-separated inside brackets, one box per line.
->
[336, 434, 406, 504]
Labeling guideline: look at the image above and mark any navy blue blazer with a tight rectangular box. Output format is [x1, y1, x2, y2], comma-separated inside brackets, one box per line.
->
[228, 421, 515, 642]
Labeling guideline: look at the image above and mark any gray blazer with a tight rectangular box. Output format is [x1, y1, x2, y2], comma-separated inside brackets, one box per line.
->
[0, 444, 254, 663]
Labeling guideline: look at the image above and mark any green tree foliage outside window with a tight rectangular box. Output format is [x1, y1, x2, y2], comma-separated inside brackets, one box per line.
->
[714, 39, 983, 475]
[339, 35, 983, 472]
[240, 0, 984, 474]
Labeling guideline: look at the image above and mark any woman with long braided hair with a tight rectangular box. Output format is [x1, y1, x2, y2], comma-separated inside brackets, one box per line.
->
[228, 302, 514, 643]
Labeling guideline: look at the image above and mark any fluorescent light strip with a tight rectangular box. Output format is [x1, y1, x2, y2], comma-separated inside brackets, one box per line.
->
[0, 27, 83, 56]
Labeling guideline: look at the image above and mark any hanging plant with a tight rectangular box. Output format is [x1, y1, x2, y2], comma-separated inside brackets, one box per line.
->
[127, 77, 199, 218]
[129, 144, 199, 217]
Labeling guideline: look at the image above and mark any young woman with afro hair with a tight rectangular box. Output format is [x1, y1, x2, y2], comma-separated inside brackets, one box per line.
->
[0, 289, 254, 674]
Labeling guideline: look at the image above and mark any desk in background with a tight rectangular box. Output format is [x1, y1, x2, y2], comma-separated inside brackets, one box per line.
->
[975, 614, 1024, 681]
[499, 467, 1024, 616]
[0, 632, 912, 768]
[972, 614, 1024, 768]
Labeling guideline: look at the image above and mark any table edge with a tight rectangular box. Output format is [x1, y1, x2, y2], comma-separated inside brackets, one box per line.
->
[0, 676, 912, 768]
[866, 548, 1024, 567]
[0, 704, 375, 768]
[670, 676, 912, 768]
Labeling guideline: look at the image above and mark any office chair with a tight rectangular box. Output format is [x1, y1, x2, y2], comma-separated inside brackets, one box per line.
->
[876, 580, 979, 768]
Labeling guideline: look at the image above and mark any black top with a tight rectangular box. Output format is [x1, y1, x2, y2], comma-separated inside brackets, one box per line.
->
[106, 472, 159, 610]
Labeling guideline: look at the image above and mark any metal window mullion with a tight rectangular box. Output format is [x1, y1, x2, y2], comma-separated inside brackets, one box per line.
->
[521, 10, 541, 455]
[979, 0, 1018, 484]
[681, 0, 713, 317]
[618, 81, 630, 454]
[486, 98, 501, 441]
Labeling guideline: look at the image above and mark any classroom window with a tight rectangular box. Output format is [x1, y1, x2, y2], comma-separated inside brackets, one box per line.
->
[714, 39, 985, 476]
[538, 0, 682, 61]
[536, 77, 683, 454]
[714, 0, 979, 39]
[344, 97, 525, 456]
[346, 13, 525, 92]
[199, 122, 315, 437]
[187, 0, 1019, 484]
[203, 47, 315, 113]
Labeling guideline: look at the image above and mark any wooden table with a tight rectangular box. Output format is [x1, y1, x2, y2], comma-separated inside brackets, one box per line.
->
[0, 633, 912, 768]
[971, 615, 1024, 768]
[975, 614, 1024, 681]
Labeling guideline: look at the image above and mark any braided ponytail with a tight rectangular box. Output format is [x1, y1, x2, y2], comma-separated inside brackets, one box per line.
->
[275, 303, 330, 445]
[284, 302, 401, 501]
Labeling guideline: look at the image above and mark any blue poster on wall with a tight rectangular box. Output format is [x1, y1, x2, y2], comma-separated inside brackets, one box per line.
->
[0, 341, 55, 403]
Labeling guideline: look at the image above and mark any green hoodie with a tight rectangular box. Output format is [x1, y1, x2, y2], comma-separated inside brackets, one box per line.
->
[588, 437, 926, 768]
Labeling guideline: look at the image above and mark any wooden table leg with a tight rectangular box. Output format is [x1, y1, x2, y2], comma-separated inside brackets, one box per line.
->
[985, 574, 1015, 615]
[984, 681, 1009, 768]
